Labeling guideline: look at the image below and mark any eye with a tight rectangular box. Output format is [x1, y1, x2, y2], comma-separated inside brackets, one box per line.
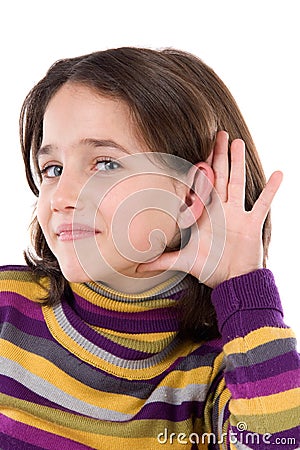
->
[96, 159, 121, 171]
[40, 165, 63, 178]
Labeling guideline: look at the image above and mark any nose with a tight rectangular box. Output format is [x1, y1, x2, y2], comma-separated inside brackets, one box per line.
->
[50, 171, 84, 213]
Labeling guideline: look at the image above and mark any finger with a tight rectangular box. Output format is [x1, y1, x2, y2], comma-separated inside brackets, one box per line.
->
[252, 171, 283, 222]
[227, 139, 246, 207]
[212, 131, 229, 201]
[136, 250, 180, 274]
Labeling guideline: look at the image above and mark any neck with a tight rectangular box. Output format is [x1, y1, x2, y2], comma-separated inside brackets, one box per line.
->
[92, 269, 184, 294]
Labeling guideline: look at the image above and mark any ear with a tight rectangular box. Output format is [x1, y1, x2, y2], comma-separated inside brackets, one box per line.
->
[177, 162, 214, 229]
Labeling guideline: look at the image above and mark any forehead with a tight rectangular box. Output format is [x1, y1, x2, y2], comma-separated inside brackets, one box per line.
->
[44, 83, 131, 126]
[42, 83, 142, 149]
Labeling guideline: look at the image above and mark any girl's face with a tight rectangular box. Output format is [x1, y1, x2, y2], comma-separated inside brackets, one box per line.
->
[36, 83, 188, 291]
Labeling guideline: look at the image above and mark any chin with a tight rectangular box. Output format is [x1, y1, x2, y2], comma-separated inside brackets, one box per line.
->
[57, 260, 92, 283]
[63, 273, 92, 283]
[55, 250, 136, 285]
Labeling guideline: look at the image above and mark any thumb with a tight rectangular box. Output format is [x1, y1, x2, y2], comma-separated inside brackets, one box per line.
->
[136, 250, 180, 274]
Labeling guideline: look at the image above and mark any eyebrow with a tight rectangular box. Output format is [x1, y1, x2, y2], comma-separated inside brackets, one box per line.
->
[36, 138, 132, 158]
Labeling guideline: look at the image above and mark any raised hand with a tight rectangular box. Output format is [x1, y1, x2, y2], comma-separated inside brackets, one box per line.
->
[137, 131, 283, 288]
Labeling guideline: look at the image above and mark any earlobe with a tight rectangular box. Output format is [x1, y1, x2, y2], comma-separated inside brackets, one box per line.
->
[178, 162, 214, 229]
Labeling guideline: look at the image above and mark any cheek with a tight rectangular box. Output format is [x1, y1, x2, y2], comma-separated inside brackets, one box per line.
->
[98, 180, 182, 261]
[128, 210, 178, 253]
[101, 203, 178, 262]
[36, 197, 47, 229]
[36, 192, 52, 242]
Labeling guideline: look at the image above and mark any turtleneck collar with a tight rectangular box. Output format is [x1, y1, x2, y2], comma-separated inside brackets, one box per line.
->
[42, 274, 192, 380]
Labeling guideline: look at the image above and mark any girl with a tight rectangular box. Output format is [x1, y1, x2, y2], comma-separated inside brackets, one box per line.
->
[0, 47, 299, 449]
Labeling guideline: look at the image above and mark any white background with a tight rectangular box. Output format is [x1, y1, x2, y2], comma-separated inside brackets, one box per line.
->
[0, 0, 299, 333]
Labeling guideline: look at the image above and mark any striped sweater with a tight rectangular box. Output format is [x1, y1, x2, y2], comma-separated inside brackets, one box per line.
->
[0, 265, 299, 449]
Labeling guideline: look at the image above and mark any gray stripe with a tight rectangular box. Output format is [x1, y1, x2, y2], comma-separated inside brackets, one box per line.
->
[234, 442, 252, 450]
[209, 372, 227, 450]
[54, 302, 181, 370]
[1, 322, 153, 397]
[147, 384, 208, 405]
[85, 274, 188, 302]
[217, 403, 226, 450]
[176, 352, 225, 372]
[0, 356, 132, 421]
[226, 338, 297, 370]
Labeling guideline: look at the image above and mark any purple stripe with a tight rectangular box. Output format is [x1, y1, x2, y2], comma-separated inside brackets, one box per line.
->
[74, 299, 178, 321]
[212, 269, 284, 332]
[64, 300, 179, 334]
[191, 338, 223, 356]
[221, 309, 287, 343]
[267, 426, 300, 449]
[223, 402, 230, 423]
[137, 400, 204, 421]
[227, 368, 300, 399]
[71, 295, 179, 332]
[0, 433, 45, 450]
[225, 351, 299, 384]
[0, 265, 30, 272]
[0, 413, 94, 449]
[0, 305, 51, 339]
[0, 292, 44, 320]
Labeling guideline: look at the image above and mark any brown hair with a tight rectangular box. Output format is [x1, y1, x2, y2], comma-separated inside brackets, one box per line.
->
[20, 47, 270, 341]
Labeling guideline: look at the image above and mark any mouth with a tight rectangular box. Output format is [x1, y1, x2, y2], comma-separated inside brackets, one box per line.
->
[55, 223, 101, 242]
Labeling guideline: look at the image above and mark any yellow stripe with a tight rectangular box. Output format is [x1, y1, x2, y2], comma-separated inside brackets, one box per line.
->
[0, 269, 33, 282]
[91, 327, 176, 352]
[0, 278, 47, 303]
[91, 326, 170, 342]
[216, 381, 230, 416]
[71, 282, 177, 313]
[161, 367, 212, 389]
[72, 273, 181, 301]
[156, 352, 224, 389]
[230, 388, 300, 415]
[224, 326, 295, 355]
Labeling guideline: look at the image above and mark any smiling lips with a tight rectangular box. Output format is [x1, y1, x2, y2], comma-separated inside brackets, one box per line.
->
[55, 223, 100, 241]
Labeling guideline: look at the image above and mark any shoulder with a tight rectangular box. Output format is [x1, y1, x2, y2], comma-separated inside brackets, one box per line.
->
[0, 264, 48, 303]
[0, 264, 33, 274]
[0, 264, 35, 285]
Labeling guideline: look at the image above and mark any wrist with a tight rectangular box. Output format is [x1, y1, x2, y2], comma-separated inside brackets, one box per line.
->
[204, 264, 262, 289]
[211, 269, 285, 337]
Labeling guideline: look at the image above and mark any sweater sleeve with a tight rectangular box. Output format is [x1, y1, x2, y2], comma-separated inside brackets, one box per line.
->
[208, 269, 300, 449]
